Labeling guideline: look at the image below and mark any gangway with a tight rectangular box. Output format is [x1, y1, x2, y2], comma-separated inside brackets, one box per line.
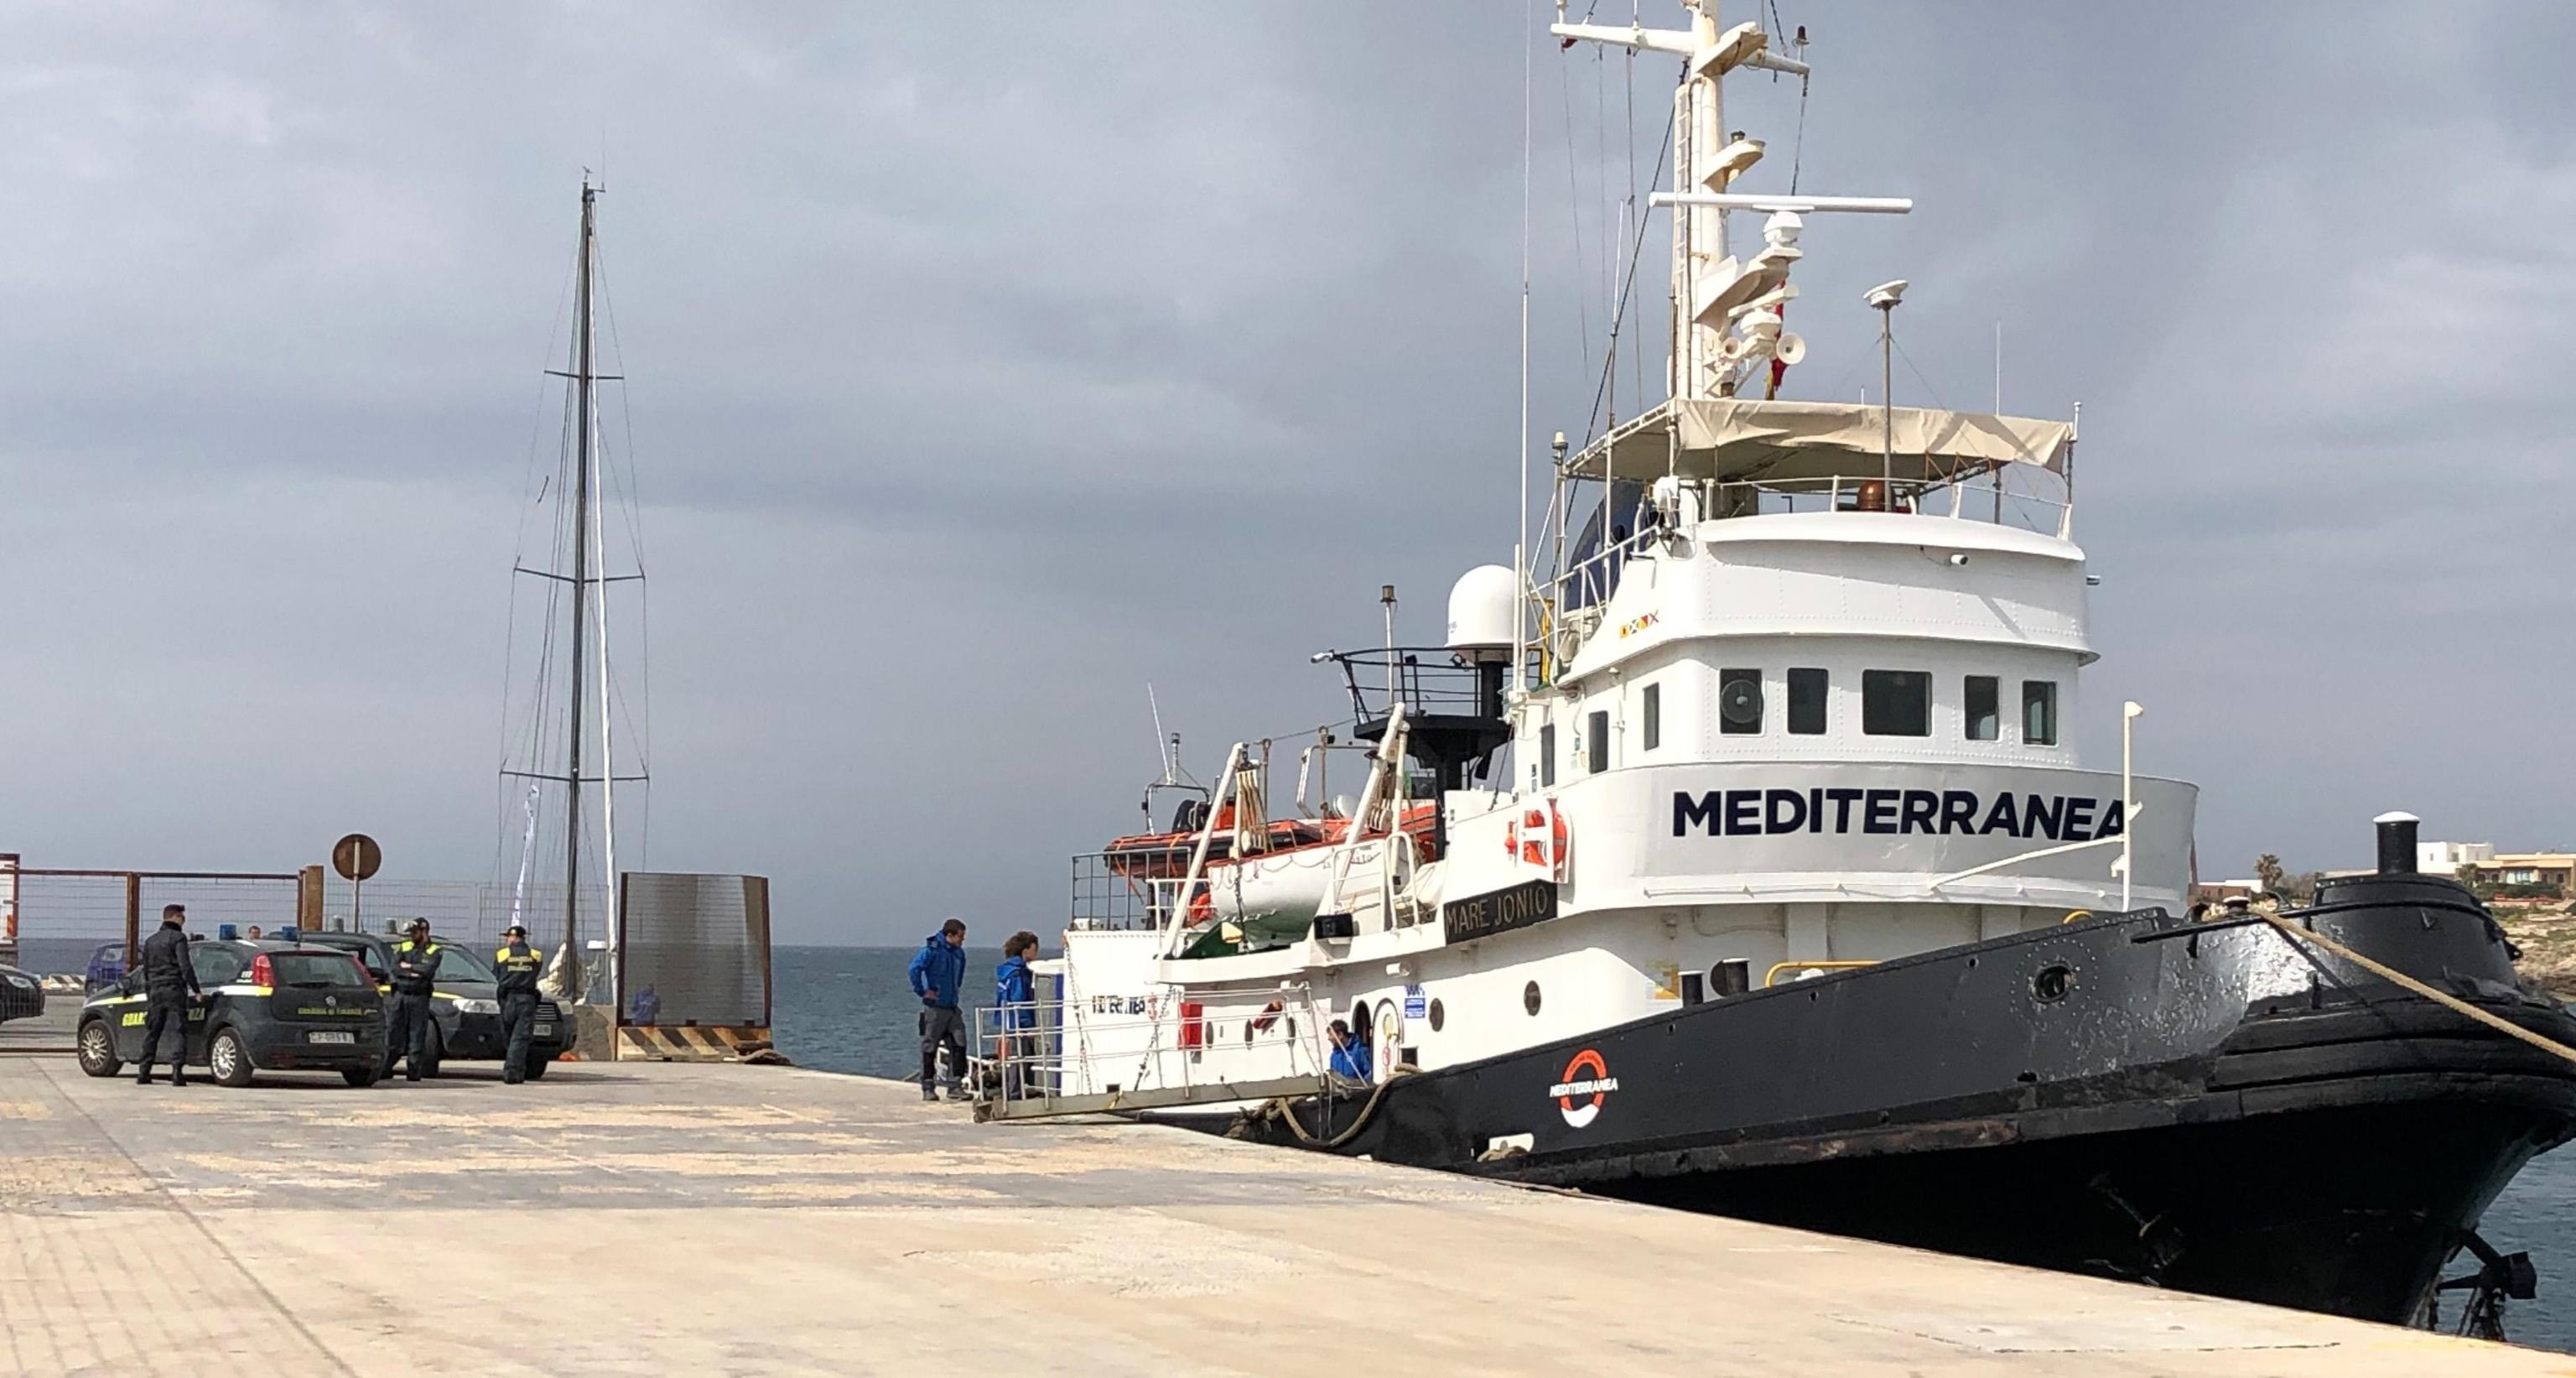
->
[968, 982, 1339, 1124]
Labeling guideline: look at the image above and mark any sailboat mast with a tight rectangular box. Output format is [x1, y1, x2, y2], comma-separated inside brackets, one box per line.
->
[565, 180, 596, 959]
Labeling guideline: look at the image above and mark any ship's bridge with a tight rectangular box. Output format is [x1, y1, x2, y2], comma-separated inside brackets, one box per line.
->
[1532, 394, 2090, 777]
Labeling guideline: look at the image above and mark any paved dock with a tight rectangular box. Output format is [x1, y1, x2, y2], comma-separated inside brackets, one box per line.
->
[3, 1057, 2570, 1376]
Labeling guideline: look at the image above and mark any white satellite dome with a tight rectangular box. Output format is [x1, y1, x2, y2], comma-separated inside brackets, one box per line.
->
[1445, 564, 1518, 658]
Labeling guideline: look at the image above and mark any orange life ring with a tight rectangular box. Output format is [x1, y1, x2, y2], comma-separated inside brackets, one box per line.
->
[1504, 804, 1568, 871]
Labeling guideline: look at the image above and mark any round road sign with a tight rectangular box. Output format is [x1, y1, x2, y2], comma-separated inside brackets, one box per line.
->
[331, 833, 382, 882]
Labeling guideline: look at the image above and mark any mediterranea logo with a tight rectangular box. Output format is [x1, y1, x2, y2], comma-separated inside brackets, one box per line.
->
[1549, 1048, 1618, 1129]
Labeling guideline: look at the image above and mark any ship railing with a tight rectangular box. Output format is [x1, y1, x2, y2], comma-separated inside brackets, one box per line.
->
[1068, 851, 1171, 933]
[1701, 474, 2073, 538]
[1321, 647, 1493, 727]
[969, 982, 1336, 1119]
[1545, 472, 2073, 621]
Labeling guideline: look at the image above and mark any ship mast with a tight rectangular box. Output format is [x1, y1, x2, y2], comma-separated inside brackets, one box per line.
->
[565, 179, 596, 974]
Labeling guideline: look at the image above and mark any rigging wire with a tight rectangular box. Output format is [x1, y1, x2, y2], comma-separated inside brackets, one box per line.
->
[1516, 0, 1534, 685]
[1581, 86, 1676, 443]
[592, 245, 654, 869]
[1557, 23, 1593, 372]
[494, 248, 579, 887]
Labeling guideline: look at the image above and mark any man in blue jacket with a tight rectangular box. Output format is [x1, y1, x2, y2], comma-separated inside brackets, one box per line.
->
[994, 930, 1040, 1099]
[1327, 1018, 1372, 1083]
[908, 918, 969, 1101]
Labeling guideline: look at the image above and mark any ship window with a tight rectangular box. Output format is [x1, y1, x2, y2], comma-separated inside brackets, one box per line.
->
[2023, 680, 2059, 746]
[1642, 683, 1661, 751]
[1862, 670, 1931, 736]
[1540, 724, 1555, 787]
[1523, 980, 1542, 1017]
[1787, 668, 1828, 735]
[1719, 668, 1763, 735]
[1965, 675, 2000, 741]
[1587, 710, 1609, 773]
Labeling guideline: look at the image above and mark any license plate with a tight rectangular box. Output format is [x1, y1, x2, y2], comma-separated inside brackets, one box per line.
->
[533, 1023, 555, 1037]
[308, 1031, 356, 1045]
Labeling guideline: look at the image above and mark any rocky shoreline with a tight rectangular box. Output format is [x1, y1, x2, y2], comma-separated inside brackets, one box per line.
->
[2502, 907, 2576, 1001]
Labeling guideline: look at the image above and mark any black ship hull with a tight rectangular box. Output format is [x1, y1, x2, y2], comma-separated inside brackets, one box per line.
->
[1218, 871, 2576, 1323]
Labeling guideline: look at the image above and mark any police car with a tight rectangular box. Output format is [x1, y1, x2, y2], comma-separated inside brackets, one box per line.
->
[298, 930, 576, 1079]
[74, 939, 387, 1087]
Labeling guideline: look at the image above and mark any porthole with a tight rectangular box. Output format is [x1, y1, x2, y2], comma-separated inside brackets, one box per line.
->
[1286, 1016, 1297, 1039]
[2032, 965, 2073, 1003]
[1243, 1022, 1254, 1046]
[1428, 999, 1445, 1032]
[1523, 980, 1542, 1017]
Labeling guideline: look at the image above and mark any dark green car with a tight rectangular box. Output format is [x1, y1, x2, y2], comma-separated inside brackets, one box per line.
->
[299, 931, 575, 1079]
[75, 939, 387, 1087]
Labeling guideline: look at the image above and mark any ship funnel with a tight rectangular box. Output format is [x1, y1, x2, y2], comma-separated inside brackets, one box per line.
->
[2373, 811, 2420, 876]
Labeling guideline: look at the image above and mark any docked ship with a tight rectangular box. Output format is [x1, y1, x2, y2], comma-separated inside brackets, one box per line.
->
[1004, 1, 2576, 1329]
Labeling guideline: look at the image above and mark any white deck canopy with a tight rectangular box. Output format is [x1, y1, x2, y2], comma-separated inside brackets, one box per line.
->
[1564, 398, 2075, 485]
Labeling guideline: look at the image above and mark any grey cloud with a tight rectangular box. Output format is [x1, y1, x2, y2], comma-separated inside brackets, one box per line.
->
[5, 3, 2573, 942]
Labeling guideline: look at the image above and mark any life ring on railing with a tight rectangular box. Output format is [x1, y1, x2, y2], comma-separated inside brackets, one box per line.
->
[1504, 803, 1569, 874]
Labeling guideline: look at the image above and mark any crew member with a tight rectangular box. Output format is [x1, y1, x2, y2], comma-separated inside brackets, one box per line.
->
[907, 918, 968, 1102]
[494, 923, 544, 1085]
[1327, 1019, 1371, 1084]
[387, 918, 444, 1082]
[994, 930, 1041, 1100]
[135, 903, 200, 1087]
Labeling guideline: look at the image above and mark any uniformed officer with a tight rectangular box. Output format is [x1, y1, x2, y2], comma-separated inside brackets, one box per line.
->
[387, 918, 444, 1082]
[494, 923, 544, 1084]
[135, 903, 202, 1086]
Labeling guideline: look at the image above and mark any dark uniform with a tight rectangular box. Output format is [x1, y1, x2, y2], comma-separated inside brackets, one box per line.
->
[135, 917, 201, 1085]
[493, 937, 543, 1084]
[387, 933, 444, 1080]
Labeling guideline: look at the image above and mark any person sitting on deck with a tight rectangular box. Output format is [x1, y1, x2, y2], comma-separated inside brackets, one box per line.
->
[1327, 1019, 1372, 1083]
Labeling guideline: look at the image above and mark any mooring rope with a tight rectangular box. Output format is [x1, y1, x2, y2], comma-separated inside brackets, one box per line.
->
[2259, 911, 2576, 1068]
[1268, 1068, 1411, 1151]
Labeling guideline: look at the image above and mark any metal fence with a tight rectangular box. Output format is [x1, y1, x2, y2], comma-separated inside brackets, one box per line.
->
[2, 856, 299, 979]
[310, 875, 610, 959]
[618, 872, 771, 1028]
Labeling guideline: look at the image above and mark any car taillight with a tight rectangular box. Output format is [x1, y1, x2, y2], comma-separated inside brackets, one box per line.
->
[248, 953, 276, 988]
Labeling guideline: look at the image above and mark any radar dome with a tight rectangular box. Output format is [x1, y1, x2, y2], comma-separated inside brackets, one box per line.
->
[1446, 564, 1518, 661]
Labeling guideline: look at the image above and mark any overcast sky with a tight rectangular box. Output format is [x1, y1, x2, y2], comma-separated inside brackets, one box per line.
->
[5, 3, 2573, 944]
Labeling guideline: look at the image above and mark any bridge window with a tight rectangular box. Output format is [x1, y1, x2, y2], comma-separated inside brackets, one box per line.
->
[1642, 683, 1662, 751]
[2022, 681, 2059, 746]
[1787, 668, 1828, 735]
[1965, 676, 2000, 741]
[1862, 670, 1931, 736]
[1587, 710, 1609, 773]
[1540, 724, 1555, 788]
[1718, 668, 1763, 735]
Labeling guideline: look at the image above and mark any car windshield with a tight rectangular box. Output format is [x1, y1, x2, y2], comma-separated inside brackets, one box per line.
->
[272, 952, 371, 988]
[428, 944, 498, 983]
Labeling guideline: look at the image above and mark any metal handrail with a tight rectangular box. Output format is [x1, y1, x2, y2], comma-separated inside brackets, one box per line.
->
[1763, 959, 1879, 988]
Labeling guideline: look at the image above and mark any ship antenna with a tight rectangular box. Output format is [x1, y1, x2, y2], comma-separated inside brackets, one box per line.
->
[1148, 683, 1176, 785]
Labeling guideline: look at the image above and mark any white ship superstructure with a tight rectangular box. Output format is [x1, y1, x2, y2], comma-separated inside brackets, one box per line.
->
[1027, 0, 2192, 1110]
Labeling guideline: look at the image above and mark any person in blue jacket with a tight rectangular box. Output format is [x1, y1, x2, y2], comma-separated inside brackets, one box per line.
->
[994, 930, 1041, 1099]
[1327, 1018, 1372, 1083]
[908, 918, 969, 1101]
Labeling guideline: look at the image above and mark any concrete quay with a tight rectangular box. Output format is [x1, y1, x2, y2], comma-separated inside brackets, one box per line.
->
[2, 1055, 2568, 1377]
